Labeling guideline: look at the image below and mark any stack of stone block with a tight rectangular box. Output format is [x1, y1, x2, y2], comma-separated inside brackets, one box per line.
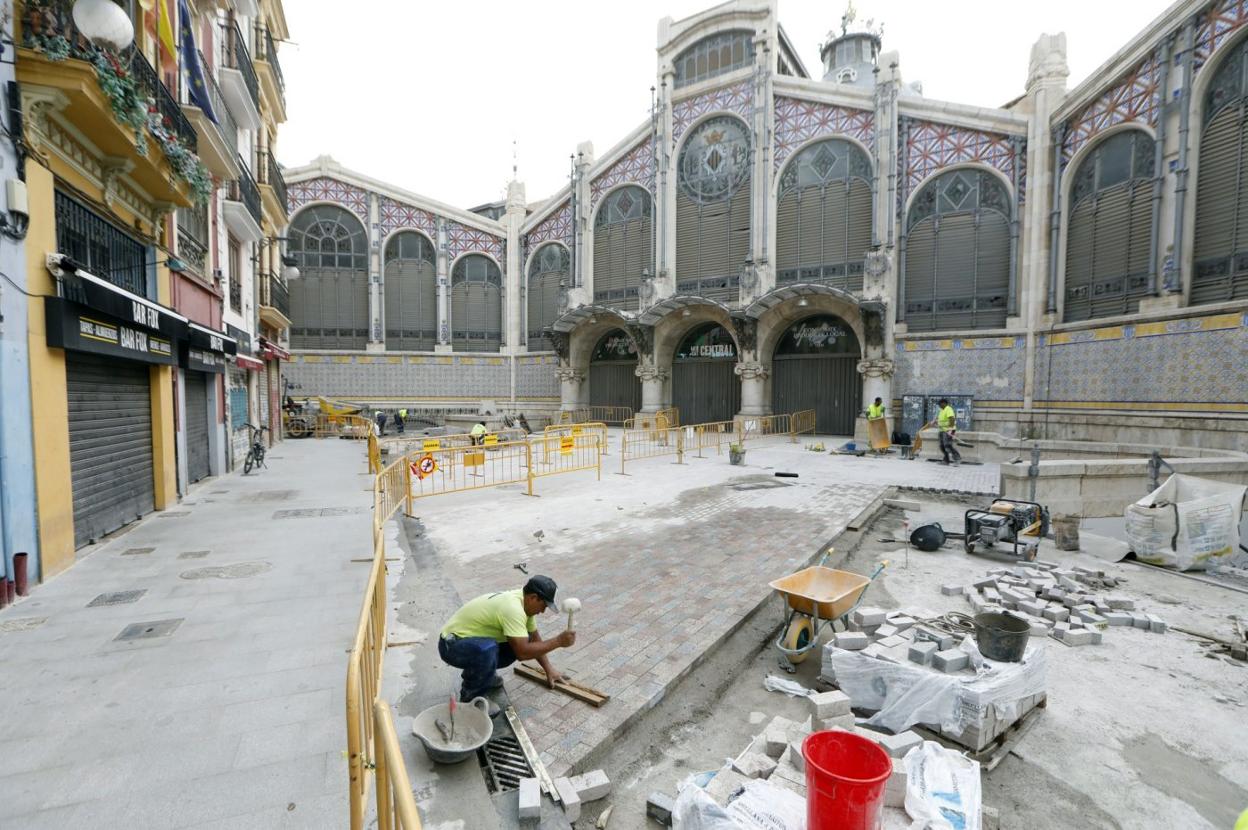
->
[943, 561, 1167, 646]
[820, 606, 976, 677]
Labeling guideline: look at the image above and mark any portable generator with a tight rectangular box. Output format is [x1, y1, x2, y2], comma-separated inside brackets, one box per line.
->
[963, 499, 1050, 560]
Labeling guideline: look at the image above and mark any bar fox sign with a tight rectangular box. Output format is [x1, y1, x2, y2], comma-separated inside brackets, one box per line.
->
[44, 297, 179, 365]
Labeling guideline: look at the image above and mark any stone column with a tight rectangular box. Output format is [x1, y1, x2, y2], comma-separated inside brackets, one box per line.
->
[556, 367, 585, 411]
[856, 357, 896, 442]
[735, 362, 770, 416]
[504, 180, 526, 351]
[635, 365, 669, 413]
[366, 192, 384, 352]
[574, 143, 594, 291]
[435, 217, 452, 353]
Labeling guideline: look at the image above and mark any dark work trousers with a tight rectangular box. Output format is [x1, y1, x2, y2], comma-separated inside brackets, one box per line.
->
[395, 415, 405, 434]
[438, 635, 517, 701]
[939, 431, 961, 464]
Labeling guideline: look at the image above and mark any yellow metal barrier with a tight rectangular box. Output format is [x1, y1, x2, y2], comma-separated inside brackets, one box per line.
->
[790, 409, 817, 439]
[624, 412, 670, 431]
[347, 452, 410, 829]
[560, 405, 631, 426]
[735, 413, 795, 443]
[655, 406, 680, 427]
[543, 422, 609, 455]
[620, 426, 684, 473]
[408, 439, 534, 499]
[532, 433, 603, 479]
[373, 699, 424, 830]
[690, 419, 740, 457]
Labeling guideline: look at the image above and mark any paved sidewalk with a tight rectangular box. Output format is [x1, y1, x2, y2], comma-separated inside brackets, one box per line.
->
[0, 438, 373, 828]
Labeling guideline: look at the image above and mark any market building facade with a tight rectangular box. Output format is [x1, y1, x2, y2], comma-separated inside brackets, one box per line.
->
[280, 0, 1245, 450]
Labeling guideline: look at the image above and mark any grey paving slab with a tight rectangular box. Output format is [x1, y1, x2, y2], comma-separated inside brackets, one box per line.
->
[0, 438, 371, 827]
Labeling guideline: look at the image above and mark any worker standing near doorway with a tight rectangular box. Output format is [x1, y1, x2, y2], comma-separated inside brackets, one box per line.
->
[937, 398, 961, 466]
[375, 409, 388, 436]
[867, 397, 885, 421]
[470, 421, 487, 446]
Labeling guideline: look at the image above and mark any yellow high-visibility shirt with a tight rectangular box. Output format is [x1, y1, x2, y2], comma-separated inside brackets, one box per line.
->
[867, 403, 885, 419]
[938, 405, 957, 433]
[441, 589, 537, 642]
[470, 423, 487, 437]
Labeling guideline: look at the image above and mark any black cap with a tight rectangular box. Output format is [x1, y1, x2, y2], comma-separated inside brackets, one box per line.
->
[523, 575, 559, 612]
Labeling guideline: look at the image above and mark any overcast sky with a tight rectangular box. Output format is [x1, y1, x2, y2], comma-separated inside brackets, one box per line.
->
[277, 1, 1170, 211]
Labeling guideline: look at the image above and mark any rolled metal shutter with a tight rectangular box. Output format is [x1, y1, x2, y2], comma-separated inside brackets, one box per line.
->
[904, 220, 938, 330]
[1064, 200, 1096, 321]
[846, 180, 873, 292]
[675, 197, 700, 289]
[258, 362, 271, 432]
[384, 259, 436, 350]
[797, 188, 823, 270]
[933, 213, 976, 330]
[589, 362, 642, 412]
[185, 370, 211, 484]
[593, 228, 613, 300]
[527, 271, 562, 351]
[481, 283, 502, 352]
[775, 191, 800, 280]
[975, 216, 1010, 329]
[622, 216, 650, 309]
[1193, 103, 1248, 303]
[67, 353, 154, 548]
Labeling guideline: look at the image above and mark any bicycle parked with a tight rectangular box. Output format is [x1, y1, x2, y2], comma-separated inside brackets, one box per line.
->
[243, 423, 269, 474]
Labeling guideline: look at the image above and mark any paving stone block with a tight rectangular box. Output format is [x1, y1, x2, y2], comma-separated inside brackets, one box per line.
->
[982, 588, 1001, 603]
[886, 614, 917, 631]
[819, 713, 856, 731]
[646, 792, 675, 826]
[1107, 595, 1135, 610]
[971, 576, 999, 589]
[1052, 621, 1071, 639]
[913, 627, 954, 650]
[1132, 612, 1152, 630]
[809, 690, 852, 720]
[834, 631, 870, 650]
[569, 769, 611, 801]
[932, 649, 968, 673]
[1034, 559, 1059, 570]
[873, 623, 900, 639]
[1089, 629, 1104, 644]
[785, 741, 806, 773]
[876, 634, 907, 649]
[731, 752, 777, 780]
[554, 777, 581, 821]
[1063, 628, 1097, 646]
[706, 767, 751, 806]
[1103, 611, 1134, 626]
[908, 640, 938, 665]
[1018, 599, 1047, 617]
[1147, 614, 1167, 633]
[1028, 619, 1051, 636]
[851, 607, 888, 627]
[941, 583, 964, 596]
[518, 777, 541, 820]
[1042, 606, 1069, 622]
[1077, 610, 1108, 629]
[763, 728, 789, 758]
[877, 730, 922, 759]
[968, 593, 988, 613]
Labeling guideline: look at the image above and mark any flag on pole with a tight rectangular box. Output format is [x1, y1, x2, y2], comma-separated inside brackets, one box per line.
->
[179, 0, 218, 124]
[158, 0, 177, 59]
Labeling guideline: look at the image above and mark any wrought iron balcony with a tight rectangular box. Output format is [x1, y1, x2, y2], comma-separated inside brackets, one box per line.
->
[176, 202, 210, 275]
[129, 49, 198, 152]
[230, 156, 262, 226]
[222, 21, 259, 113]
[229, 272, 243, 313]
[255, 24, 285, 110]
[256, 148, 288, 217]
[199, 49, 238, 146]
[260, 271, 290, 321]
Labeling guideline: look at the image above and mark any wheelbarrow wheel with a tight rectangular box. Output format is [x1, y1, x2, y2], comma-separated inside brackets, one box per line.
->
[783, 616, 815, 663]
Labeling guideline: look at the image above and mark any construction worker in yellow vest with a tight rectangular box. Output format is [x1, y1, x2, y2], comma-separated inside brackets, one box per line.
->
[867, 397, 885, 420]
[470, 421, 488, 446]
[396, 408, 407, 434]
[937, 398, 961, 466]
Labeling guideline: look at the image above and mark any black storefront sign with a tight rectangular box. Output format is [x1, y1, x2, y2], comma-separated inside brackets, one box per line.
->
[182, 323, 238, 374]
[59, 270, 185, 341]
[45, 297, 180, 366]
[226, 323, 253, 356]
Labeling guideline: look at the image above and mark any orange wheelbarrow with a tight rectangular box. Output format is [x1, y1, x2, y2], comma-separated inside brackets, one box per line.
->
[768, 550, 887, 671]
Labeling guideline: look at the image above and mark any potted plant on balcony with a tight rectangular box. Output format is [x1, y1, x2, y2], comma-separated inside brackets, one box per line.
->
[729, 442, 746, 466]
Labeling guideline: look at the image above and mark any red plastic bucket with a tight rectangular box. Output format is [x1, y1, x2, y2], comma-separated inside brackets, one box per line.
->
[803, 730, 893, 830]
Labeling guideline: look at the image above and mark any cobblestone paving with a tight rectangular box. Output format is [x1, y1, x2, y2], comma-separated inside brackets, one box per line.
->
[439, 467, 882, 778]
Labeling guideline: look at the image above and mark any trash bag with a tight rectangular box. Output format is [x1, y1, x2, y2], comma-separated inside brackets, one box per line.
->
[1124, 474, 1247, 571]
[904, 740, 982, 830]
[674, 778, 806, 830]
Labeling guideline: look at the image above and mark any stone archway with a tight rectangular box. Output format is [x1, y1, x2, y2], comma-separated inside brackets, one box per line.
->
[642, 296, 739, 421]
[550, 306, 644, 411]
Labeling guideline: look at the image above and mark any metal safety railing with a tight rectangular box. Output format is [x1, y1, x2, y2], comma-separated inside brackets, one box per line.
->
[532, 432, 604, 479]
[408, 439, 534, 499]
[624, 412, 670, 431]
[620, 426, 684, 473]
[790, 409, 817, 438]
[689, 419, 738, 457]
[373, 699, 422, 829]
[656, 406, 680, 427]
[559, 405, 632, 426]
[543, 422, 609, 455]
[347, 453, 412, 829]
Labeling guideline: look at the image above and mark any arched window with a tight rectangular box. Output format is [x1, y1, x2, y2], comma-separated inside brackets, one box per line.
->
[676, 116, 752, 304]
[1064, 130, 1155, 321]
[673, 30, 755, 89]
[288, 205, 369, 349]
[902, 169, 1011, 331]
[383, 232, 436, 351]
[451, 254, 502, 352]
[527, 244, 568, 351]
[1194, 39, 1248, 303]
[593, 186, 652, 310]
[776, 138, 873, 291]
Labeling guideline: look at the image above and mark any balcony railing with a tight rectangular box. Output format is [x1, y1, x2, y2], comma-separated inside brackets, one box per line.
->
[197, 49, 239, 151]
[255, 24, 286, 109]
[229, 273, 242, 313]
[257, 148, 288, 215]
[55, 190, 149, 298]
[176, 202, 210, 274]
[22, 1, 196, 152]
[230, 156, 262, 226]
[260, 271, 290, 319]
[129, 49, 198, 152]
[222, 20, 259, 112]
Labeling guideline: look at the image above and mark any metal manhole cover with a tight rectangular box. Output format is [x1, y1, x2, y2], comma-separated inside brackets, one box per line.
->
[159, 512, 191, 519]
[273, 508, 320, 519]
[178, 551, 210, 559]
[121, 547, 155, 556]
[0, 617, 48, 633]
[180, 561, 272, 580]
[88, 590, 147, 607]
[114, 618, 183, 641]
[273, 507, 368, 519]
[253, 490, 299, 502]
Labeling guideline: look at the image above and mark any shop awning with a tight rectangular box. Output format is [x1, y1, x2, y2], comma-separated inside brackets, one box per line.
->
[235, 354, 265, 371]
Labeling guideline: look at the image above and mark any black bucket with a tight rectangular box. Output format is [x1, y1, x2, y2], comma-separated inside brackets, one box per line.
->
[973, 612, 1030, 662]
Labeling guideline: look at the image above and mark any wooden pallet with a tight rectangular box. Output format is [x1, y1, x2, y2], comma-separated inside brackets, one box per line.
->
[513, 662, 610, 707]
[914, 695, 1047, 772]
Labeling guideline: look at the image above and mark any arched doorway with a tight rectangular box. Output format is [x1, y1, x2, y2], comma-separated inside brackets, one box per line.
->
[589, 329, 641, 412]
[671, 322, 739, 425]
[771, 314, 860, 435]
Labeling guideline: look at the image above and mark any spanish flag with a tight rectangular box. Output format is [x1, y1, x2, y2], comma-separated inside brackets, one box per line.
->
[158, 0, 177, 60]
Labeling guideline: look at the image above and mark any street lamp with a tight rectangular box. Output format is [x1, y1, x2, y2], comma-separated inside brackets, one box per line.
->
[73, 0, 135, 51]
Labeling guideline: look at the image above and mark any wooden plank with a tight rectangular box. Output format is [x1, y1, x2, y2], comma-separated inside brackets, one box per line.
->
[867, 417, 891, 450]
[513, 662, 610, 707]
